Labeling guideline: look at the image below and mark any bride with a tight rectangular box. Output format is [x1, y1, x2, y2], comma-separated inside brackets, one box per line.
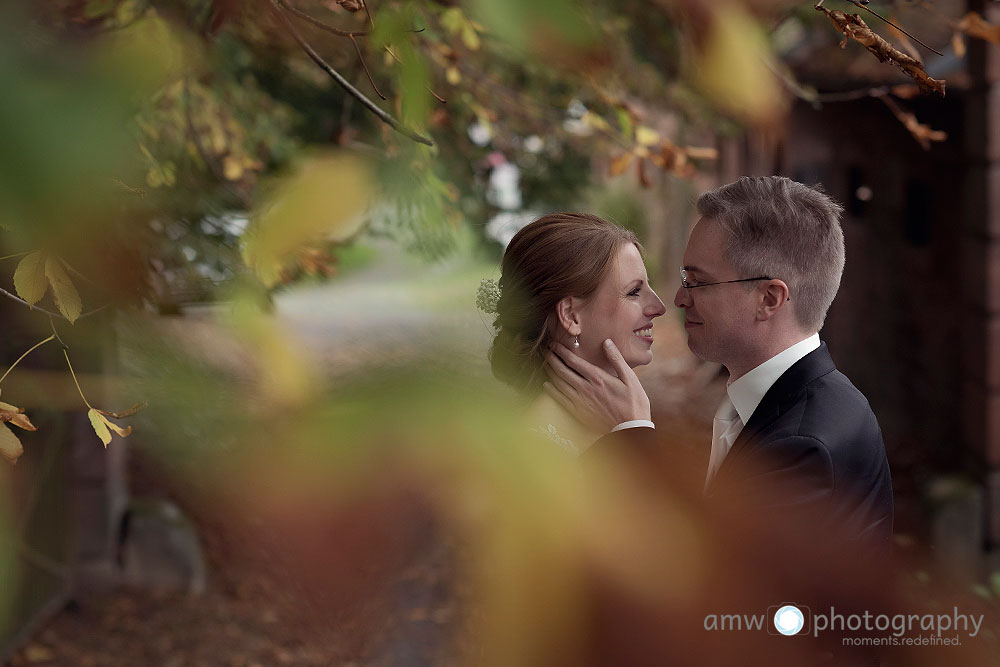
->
[482, 212, 667, 455]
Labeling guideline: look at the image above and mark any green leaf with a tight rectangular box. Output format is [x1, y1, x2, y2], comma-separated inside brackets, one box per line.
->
[88, 408, 111, 447]
[990, 570, 1000, 598]
[13, 251, 47, 305]
[616, 108, 633, 142]
[84, 0, 116, 19]
[45, 256, 82, 323]
[467, 0, 597, 54]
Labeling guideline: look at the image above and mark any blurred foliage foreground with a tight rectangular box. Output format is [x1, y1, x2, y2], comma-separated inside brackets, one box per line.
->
[2, 0, 1000, 664]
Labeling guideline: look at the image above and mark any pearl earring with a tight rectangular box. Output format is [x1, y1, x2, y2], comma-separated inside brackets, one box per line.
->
[572, 335, 580, 349]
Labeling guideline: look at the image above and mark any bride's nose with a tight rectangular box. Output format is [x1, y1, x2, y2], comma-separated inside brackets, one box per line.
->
[645, 290, 667, 318]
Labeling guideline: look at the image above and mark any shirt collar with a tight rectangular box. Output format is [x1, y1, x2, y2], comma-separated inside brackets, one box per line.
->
[726, 333, 821, 424]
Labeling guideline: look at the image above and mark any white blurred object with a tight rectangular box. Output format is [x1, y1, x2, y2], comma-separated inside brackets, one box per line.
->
[487, 162, 522, 210]
[486, 210, 540, 248]
[523, 135, 544, 153]
[468, 121, 492, 146]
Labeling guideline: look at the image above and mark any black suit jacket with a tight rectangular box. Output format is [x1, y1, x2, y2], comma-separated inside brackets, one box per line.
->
[588, 343, 894, 549]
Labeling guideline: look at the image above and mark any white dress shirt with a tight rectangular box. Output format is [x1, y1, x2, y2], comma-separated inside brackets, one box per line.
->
[704, 333, 821, 490]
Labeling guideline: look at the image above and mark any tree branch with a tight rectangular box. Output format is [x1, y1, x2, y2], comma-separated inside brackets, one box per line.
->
[350, 34, 386, 100]
[384, 45, 446, 103]
[268, 0, 433, 146]
[275, 0, 368, 37]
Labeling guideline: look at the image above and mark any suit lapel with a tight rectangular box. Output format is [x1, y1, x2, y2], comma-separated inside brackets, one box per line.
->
[705, 343, 837, 496]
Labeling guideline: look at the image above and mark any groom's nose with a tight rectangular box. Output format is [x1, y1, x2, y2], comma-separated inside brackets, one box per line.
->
[674, 285, 692, 308]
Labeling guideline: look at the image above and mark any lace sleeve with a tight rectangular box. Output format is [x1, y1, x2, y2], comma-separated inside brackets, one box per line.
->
[529, 423, 580, 456]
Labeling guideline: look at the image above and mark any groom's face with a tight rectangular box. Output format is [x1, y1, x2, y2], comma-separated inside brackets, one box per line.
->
[673, 217, 759, 367]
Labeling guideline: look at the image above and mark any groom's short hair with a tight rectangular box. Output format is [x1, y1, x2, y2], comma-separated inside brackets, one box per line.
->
[697, 176, 845, 332]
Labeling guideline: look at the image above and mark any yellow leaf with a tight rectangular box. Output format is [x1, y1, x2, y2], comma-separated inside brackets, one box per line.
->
[45, 256, 82, 324]
[446, 66, 461, 85]
[440, 8, 464, 35]
[13, 252, 48, 305]
[581, 111, 611, 133]
[696, 6, 785, 123]
[210, 125, 227, 155]
[162, 162, 176, 187]
[0, 425, 23, 464]
[88, 408, 111, 447]
[952, 32, 966, 58]
[223, 156, 244, 181]
[0, 402, 36, 431]
[98, 412, 132, 438]
[635, 126, 660, 147]
[243, 153, 372, 287]
[462, 24, 481, 51]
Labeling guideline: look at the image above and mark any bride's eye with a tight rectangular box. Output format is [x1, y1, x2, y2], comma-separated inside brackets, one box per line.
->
[627, 287, 641, 297]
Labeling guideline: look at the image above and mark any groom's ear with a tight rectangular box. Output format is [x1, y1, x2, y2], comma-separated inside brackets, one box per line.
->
[757, 279, 790, 320]
[555, 296, 583, 335]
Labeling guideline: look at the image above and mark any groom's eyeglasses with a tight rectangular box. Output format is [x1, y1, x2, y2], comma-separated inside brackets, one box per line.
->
[680, 268, 773, 290]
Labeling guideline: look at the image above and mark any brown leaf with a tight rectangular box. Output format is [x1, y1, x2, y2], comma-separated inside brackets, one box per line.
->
[0, 401, 36, 431]
[889, 84, 921, 100]
[337, 0, 363, 12]
[956, 12, 1000, 46]
[881, 96, 947, 150]
[96, 402, 148, 419]
[609, 152, 635, 177]
[817, 6, 945, 97]
[684, 146, 720, 161]
[636, 158, 652, 189]
[0, 425, 24, 464]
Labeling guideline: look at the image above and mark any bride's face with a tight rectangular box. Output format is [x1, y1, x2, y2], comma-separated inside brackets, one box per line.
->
[570, 243, 667, 372]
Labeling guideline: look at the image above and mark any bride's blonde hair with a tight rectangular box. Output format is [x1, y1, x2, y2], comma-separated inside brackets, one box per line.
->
[490, 212, 641, 394]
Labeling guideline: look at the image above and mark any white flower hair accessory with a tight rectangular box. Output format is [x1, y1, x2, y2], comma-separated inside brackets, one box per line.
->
[476, 278, 501, 315]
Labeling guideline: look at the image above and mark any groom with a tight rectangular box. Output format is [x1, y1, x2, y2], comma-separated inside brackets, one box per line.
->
[545, 176, 893, 550]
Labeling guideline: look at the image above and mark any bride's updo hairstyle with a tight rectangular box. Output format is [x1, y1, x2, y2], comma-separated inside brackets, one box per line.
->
[490, 212, 641, 394]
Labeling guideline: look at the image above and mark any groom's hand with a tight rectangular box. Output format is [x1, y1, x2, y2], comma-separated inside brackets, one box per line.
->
[543, 339, 651, 434]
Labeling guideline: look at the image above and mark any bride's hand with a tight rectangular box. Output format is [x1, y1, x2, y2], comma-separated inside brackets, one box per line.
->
[543, 339, 651, 433]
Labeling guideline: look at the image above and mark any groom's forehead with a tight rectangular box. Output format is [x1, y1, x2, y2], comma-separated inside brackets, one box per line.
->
[685, 218, 740, 266]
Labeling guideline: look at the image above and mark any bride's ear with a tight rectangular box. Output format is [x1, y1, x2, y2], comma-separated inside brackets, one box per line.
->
[555, 296, 582, 336]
